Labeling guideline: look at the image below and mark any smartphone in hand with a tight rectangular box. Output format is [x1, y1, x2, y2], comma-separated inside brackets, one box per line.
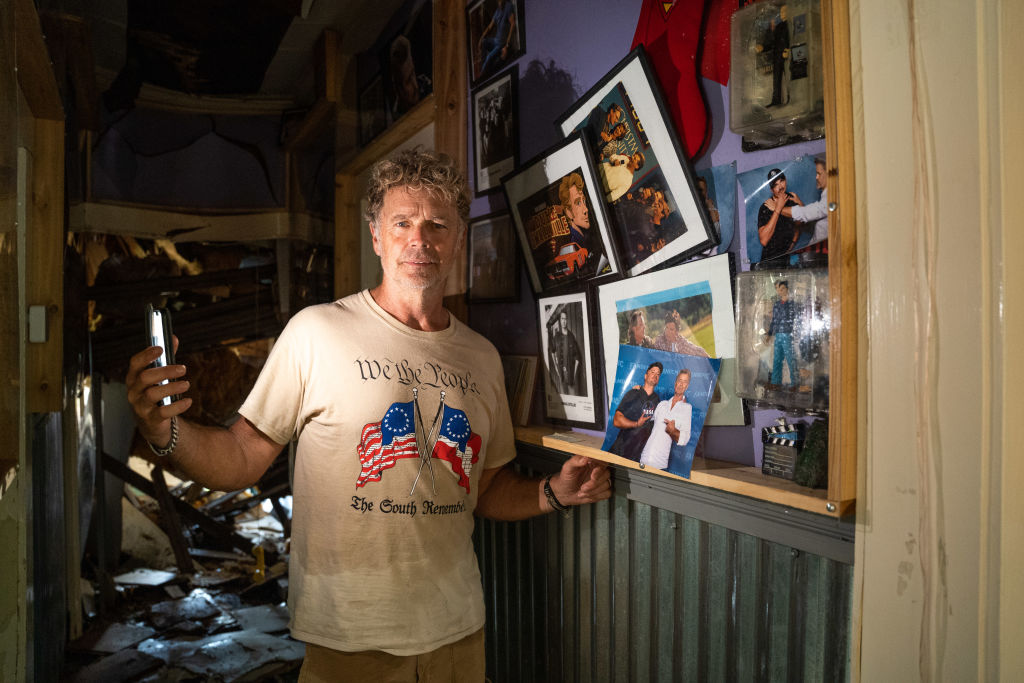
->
[145, 303, 177, 407]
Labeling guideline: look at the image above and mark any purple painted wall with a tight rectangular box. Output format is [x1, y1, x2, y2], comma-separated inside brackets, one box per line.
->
[467, 0, 829, 469]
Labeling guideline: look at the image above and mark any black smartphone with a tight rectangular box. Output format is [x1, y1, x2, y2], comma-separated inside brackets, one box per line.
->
[145, 303, 178, 407]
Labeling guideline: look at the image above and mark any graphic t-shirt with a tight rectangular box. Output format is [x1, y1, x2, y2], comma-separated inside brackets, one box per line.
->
[238, 290, 516, 656]
[608, 387, 660, 460]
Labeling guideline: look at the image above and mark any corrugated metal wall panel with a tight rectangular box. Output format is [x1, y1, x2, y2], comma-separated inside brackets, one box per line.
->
[474, 489, 852, 683]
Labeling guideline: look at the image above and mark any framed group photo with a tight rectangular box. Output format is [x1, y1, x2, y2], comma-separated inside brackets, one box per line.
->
[472, 65, 519, 196]
[467, 211, 520, 303]
[557, 46, 717, 276]
[502, 133, 622, 294]
[537, 290, 603, 429]
[466, 0, 526, 87]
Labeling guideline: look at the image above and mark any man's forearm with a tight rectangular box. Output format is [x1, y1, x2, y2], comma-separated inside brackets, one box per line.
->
[163, 418, 274, 491]
[475, 467, 550, 521]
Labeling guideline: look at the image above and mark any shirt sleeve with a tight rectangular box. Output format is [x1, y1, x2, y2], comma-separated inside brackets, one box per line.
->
[790, 189, 828, 222]
[675, 404, 692, 446]
[237, 309, 312, 445]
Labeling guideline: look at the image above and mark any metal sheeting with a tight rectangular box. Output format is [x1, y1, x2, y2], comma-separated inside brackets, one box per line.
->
[474, 493, 852, 682]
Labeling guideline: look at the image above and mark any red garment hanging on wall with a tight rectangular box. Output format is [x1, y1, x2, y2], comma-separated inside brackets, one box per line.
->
[631, 0, 736, 159]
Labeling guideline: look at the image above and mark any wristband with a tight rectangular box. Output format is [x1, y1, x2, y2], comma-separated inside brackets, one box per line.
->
[148, 416, 179, 457]
[543, 475, 571, 516]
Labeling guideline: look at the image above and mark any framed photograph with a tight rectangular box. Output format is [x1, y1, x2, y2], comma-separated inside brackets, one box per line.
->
[737, 154, 824, 265]
[538, 290, 603, 429]
[601, 346, 721, 479]
[358, 73, 387, 147]
[472, 66, 519, 196]
[466, 0, 526, 88]
[597, 253, 746, 426]
[381, 0, 433, 124]
[502, 133, 622, 294]
[734, 268, 829, 411]
[696, 161, 737, 255]
[467, 212, 519, 302]
[557, 46, 717, 276]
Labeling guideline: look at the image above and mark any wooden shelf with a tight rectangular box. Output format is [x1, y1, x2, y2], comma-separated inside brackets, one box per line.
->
[515, 425, 852, 519]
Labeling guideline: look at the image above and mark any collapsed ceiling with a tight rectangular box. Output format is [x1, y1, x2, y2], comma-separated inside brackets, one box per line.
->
[39, 0, 409, 107]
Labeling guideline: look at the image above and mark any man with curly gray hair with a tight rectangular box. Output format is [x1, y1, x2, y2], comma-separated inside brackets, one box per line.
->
[126, 147, 612, 682]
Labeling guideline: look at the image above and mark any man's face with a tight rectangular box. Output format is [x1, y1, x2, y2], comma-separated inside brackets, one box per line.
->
[630, 153, 643, 169]
[771, 177, 788, 196]
[559, 312, 568, 331]
[780, 5, 788, 21]
[776, 283, 789, 300]
[696, 179, 708, 199]
[565, 184, 590, 230]
[815, 164, 827, 190]
[664, 321, 678, 342]
[644, 365, 662, 387]
[631, 316, 646, 342]
[372, 186, 463, 292]
[396, 58, 419, 108]
[674, 372, 690, 397]
[607, 106, 622, 125]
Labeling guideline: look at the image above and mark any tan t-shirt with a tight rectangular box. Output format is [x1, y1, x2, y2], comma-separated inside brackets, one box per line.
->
[238, 290, 516, 655]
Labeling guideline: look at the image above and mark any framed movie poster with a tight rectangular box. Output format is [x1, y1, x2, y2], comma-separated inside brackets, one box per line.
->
[537, 290, 603, 429]
[557, 46, 717, 276]
[502, 133, 622, 294]
[466, 0, 526, 87]
[597, 253, 746, 426]
[472, 66, 519, 196]
[467, 212, 519, 303]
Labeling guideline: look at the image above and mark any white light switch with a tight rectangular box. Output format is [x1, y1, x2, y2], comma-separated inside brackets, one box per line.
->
[28, 305, 48, 343]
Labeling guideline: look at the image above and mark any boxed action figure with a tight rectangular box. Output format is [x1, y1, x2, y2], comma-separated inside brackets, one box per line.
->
[729, 0, 824, 148]
[734, 268, 829, 410]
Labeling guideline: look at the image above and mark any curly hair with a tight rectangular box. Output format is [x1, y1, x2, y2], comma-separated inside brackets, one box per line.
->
[364, 147, 470, 230]
[558, 172, 585, 212]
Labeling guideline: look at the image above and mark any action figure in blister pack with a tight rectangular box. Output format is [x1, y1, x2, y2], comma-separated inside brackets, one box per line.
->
[734, 269, 829, 411]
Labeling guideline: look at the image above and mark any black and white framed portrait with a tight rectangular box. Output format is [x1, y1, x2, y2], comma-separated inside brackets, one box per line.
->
[502, 133, 622, 294]
[472, 65, 519, 196]
[467, 211, 519, 303]
[557, 46, 717, 276]
[538, 289, 603, 429]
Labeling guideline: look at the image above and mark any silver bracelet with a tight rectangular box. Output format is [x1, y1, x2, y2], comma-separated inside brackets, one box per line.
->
[148, 416, 179, 457]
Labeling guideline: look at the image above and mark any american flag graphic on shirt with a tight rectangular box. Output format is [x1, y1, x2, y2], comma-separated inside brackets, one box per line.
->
[356, 401, 419, 487]
[357, 400, 482, 492]
[431, 404, 482, 494]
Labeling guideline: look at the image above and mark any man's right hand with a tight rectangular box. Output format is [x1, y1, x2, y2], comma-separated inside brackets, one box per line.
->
[126, 337, 193, 449]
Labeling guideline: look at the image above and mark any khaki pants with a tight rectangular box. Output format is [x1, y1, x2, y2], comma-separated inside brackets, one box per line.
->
[297, 629, 485, 683]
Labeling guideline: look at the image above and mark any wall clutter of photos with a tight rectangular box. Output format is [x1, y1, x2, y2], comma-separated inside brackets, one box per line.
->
[462, 0, 836, 497]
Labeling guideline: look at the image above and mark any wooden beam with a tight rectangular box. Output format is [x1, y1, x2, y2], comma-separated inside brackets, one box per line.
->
[283, 98, 336, 151]
[336, 93, 436, 177]
[334, 173, 363, 300]
[14, 0, 63, 121]
[433, 0, 469, 307]
[26, 117, 64, 413]
[315, 29, 340, 103]
[40, 11, 101, 131]
[822, 0, 858, 509]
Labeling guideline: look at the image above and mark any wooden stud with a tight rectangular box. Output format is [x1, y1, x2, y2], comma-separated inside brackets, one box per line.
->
[26, 118, 64, 413]
[821, 0, 858, 512]
[14, 0, 63, 121]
